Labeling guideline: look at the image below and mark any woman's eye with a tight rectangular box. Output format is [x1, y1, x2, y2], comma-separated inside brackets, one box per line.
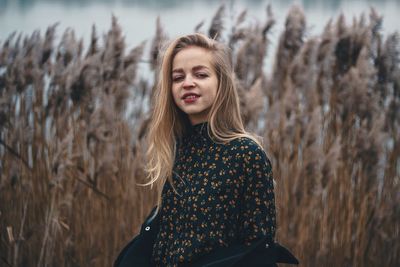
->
[196, 73, 208, 78]
[172, 76, 184, 82]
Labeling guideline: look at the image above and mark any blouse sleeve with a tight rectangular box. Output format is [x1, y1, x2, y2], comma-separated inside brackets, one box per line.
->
[237, 139, 276, 246]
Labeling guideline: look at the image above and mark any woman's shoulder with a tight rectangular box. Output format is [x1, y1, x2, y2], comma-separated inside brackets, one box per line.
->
[226, 136, 268, 160]
[227, 135, 264, 151]
[225, 136, 272, 175]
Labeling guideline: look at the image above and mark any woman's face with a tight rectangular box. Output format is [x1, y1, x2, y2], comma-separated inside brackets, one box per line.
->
[171, 46, 218, 125]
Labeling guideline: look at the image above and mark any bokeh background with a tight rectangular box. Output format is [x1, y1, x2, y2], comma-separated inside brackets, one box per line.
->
[1, 0, 399, 266]
[1, 0, 400, 42]
[1, 0, 400, 71]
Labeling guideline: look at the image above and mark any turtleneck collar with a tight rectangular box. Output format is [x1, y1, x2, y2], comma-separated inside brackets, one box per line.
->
[192, 121, 208, 133]
[184, 121, 210, 141]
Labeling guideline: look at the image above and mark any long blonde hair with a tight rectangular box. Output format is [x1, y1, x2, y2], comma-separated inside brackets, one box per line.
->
[143, 33, 260, 215]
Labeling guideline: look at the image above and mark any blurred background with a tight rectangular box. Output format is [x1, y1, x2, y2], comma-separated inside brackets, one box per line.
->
[1, 0, 400, 55]
[1, 0, 399, 266]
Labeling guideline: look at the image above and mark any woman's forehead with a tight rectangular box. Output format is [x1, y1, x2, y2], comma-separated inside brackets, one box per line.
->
[172, 46, 214, 71]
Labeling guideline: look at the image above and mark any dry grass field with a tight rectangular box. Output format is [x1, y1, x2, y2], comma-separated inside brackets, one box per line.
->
[0, 4, 399, 267]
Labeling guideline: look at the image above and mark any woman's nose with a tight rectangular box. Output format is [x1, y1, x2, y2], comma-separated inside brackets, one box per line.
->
[182, 76, 195, 89]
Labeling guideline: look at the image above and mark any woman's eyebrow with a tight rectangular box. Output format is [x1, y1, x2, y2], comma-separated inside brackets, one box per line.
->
[172, 68, 184, 74]
[192, 65, 209, 71]
[172, 65, 210, 73]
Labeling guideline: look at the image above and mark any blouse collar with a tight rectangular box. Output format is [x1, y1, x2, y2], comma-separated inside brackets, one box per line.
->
[184, 121, 210, 141]
[192, 121, 208, 133]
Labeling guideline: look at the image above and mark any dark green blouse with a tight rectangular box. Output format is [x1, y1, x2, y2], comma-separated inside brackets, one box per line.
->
[151, 122, 276, 266]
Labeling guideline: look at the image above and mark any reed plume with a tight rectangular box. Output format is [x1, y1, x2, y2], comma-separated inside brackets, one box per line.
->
[0, 4, 399, 267]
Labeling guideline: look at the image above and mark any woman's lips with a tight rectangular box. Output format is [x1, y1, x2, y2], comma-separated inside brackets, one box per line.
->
[183, 95, 200, 104]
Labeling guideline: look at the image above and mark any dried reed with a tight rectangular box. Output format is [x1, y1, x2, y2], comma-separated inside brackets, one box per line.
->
[0, 4, 399, 267]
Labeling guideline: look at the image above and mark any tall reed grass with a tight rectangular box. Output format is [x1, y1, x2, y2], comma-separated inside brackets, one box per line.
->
[0, 4, 399, 267]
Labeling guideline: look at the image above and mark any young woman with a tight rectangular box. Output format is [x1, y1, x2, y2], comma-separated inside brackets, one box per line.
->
[114, 33, 298, 267]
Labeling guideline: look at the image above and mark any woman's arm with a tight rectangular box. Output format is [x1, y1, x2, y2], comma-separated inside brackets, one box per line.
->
[237, 139, 276, 247]
[189, 141, 280, 267]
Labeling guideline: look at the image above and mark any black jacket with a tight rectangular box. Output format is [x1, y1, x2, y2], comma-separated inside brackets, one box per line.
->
[114, 206, 299, 267]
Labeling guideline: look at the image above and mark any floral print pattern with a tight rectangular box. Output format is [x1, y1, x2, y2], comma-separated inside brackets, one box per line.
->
[151, 122, 276, 266]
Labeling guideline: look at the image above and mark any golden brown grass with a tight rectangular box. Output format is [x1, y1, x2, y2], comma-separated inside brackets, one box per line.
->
[0, 4, 399, 267]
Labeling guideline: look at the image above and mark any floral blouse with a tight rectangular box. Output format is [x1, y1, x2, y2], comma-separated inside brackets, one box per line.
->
[151, 122, 276, 266]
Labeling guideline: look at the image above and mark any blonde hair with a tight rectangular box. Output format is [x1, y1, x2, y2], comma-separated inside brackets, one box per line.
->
[143, 33, 260, 215]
